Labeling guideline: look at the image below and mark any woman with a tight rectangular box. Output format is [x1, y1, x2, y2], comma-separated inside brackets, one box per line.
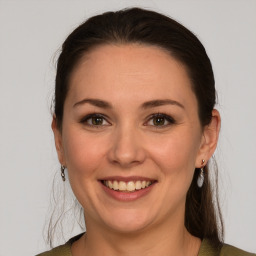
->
[37, 7, 255, 256]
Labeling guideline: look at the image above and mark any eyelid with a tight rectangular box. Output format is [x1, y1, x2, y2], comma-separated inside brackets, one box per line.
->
[80, 112, 175, 128]
[80, 113, 111, 126]
[144, 113, 176, 127]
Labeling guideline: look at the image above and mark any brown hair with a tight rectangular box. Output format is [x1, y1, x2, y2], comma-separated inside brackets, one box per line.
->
[51, 7, 223, 246]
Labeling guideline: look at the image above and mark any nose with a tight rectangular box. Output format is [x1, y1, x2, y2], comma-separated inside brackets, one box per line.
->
[107, 125, 146, 168]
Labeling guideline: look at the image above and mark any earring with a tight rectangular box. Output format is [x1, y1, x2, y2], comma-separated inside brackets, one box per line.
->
[197, 159, 205, 188]
[61, 165, 66, 182]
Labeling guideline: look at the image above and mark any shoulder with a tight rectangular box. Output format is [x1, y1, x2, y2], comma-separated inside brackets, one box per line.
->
[199, 239, 255, 256]
[36, 233, 84, 256]
[35, 243, 71, 256]
[220, 244, 256, 256]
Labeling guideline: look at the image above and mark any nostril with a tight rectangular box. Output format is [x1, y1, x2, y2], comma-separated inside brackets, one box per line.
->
[107, 132, 146, 166]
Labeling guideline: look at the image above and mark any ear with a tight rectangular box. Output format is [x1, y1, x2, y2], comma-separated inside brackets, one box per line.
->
[51, 117, 66, 166]
[196, 109, 221, 167]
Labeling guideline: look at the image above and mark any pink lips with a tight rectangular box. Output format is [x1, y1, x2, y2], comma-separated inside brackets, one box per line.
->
[99, 176, 156, 202]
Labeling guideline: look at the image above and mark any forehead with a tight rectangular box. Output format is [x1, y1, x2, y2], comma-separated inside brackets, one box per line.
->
[67, 43, 196, 108]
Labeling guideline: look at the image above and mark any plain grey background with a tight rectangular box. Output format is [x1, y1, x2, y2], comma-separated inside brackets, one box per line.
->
[0, 1, 255, 255]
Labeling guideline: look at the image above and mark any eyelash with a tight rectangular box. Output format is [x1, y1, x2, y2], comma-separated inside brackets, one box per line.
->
[80, 114, 110, 127]
[80, 113, 176, 128]
[145, 113, 176, 128]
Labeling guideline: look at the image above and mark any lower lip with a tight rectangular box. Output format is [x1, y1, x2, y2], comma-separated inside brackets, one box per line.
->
[100, 182, 156, 202]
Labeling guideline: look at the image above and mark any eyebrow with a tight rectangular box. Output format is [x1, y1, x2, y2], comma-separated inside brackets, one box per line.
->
[73, 98, 112, 108]
[73, 98, 184, 109]
[141, 99, 184, 109]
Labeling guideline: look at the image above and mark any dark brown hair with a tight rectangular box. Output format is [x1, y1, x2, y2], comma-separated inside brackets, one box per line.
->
[52, 7, 223, 246]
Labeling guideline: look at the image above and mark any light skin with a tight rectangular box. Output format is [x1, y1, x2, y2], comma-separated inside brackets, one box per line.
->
[52, 44, 221, 256]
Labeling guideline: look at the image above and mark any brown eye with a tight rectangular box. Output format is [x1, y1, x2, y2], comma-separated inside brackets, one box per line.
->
[153, 116, 166, 126]
[81, 114, 110, 126]
[91, 116, 104, 125]
[146, 114, 175, 127]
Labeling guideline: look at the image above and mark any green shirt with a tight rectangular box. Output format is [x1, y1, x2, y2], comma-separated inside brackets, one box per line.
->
[36, 233, 255, 256]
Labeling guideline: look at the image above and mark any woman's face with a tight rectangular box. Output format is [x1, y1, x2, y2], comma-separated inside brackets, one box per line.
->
[53, 44, 214, 233]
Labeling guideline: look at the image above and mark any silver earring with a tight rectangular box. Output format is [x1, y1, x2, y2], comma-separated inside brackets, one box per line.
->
[197, 160, 205, 188]
[61, 165, 66, 182]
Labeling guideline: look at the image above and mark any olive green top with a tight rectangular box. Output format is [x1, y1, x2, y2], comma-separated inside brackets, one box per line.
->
[36, 233, 255, 256]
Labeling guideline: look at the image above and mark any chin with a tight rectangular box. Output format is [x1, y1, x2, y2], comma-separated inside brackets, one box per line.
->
[100, 208, 155, 234]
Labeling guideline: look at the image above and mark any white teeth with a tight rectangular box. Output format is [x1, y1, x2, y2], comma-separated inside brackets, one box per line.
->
[135, 181, 142, 190]
[119, 181, 126, 191]
[127, 181, 135, 191]
[108, 180, 113, 189]
[113, 180, 119, 190]
[104, 180, 153, 192]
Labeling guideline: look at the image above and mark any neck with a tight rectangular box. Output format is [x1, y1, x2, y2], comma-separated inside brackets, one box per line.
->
[71, 214, 201, 256]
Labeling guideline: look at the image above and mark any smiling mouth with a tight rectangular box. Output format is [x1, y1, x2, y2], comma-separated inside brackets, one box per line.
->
[101, 180, 155, 192]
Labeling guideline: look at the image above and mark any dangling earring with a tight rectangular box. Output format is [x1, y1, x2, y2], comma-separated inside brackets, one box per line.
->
[197, 159, 205, 188]
[61, 165, 66, 182]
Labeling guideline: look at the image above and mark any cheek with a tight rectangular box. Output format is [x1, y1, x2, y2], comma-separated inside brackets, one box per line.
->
[146, 129, 201, 176]
[61, 126, 110, 211]
[62, 127, 108, 178]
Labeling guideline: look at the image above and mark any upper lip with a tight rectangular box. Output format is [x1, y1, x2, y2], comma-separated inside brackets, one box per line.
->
[99, 176, 156, 182]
